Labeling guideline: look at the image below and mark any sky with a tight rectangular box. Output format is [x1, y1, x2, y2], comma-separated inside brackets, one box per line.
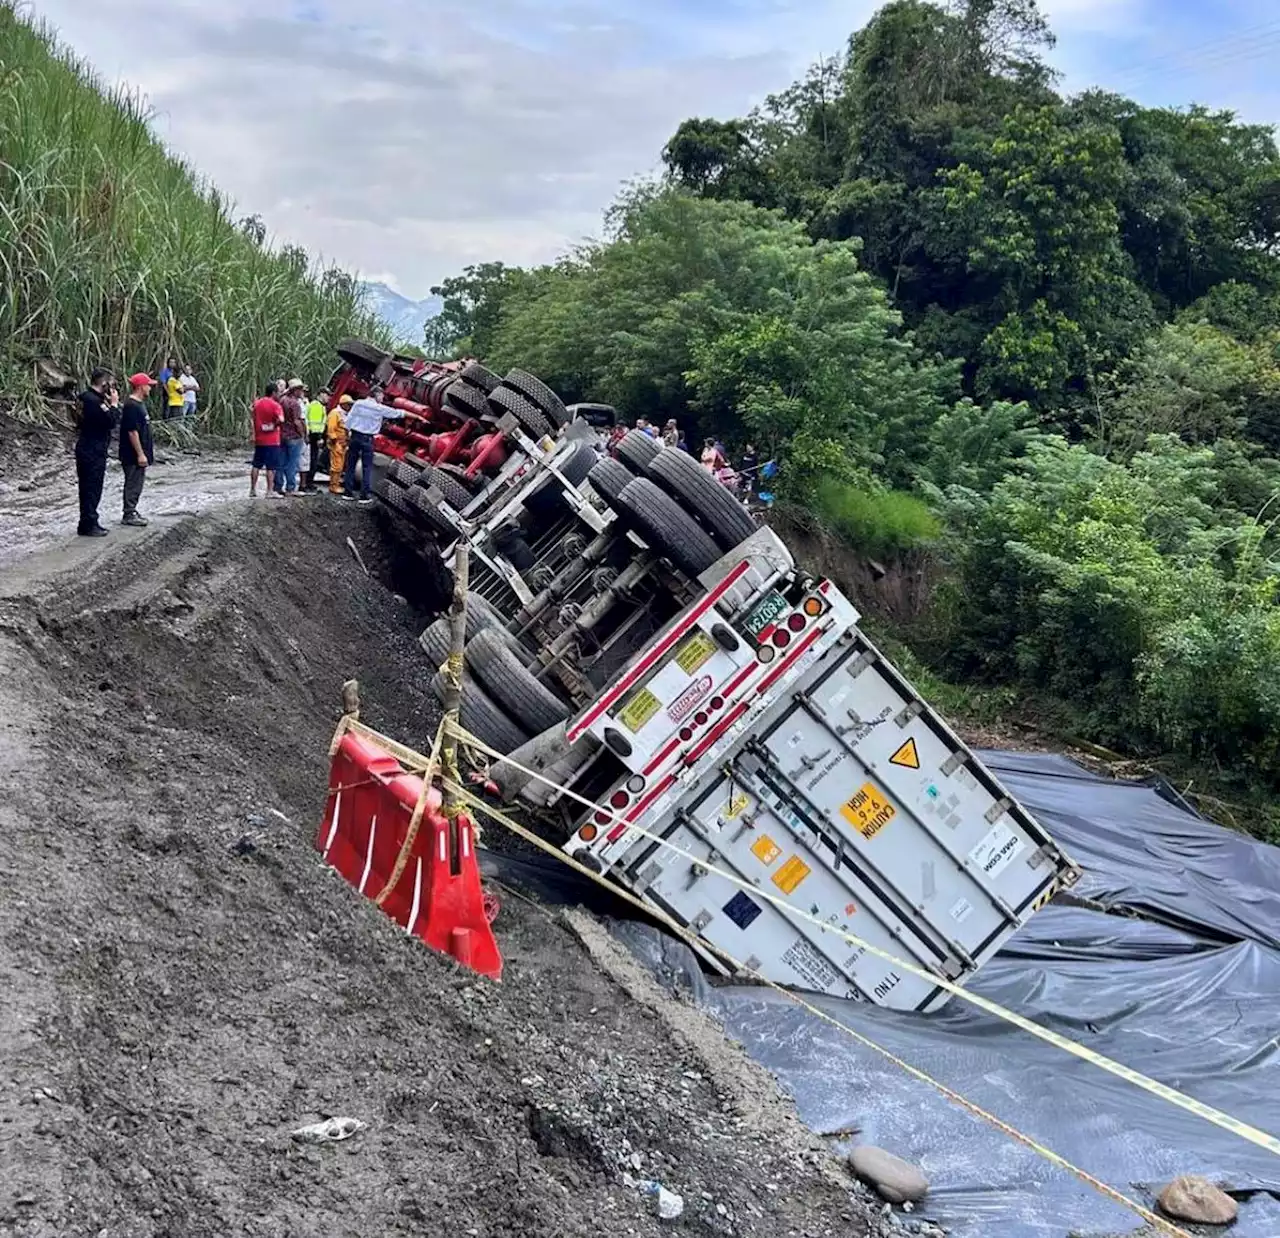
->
[29, 0, 1280, 299]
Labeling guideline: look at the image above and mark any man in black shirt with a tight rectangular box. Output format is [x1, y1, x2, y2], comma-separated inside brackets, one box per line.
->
[75, 367, 119, 537]
[119, 373, 157, 527]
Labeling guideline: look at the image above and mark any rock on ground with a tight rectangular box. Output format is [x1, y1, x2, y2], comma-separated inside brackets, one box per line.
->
[848, 1146, 930, 1204]
[1157, 1175, 1239, 1226]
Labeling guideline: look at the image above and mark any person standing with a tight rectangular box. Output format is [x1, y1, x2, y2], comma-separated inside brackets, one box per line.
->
[250, 381, 284, 497]
[342, 386, 402, 503]
[74, 367, 119, 537]
[275, 378, 307, 496]
[180, 364, 200, 417]
[162, 358, 183, 420]
[739, 442, 758, 494]
[119, 373, 156, 527]
[700, 437, 725, 473]
[327, 395, 351, 495]
[303, 387, 328, 491]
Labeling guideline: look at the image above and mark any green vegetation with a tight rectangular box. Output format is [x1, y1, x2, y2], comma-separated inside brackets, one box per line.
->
[426, 0, 1280, 836]
[0, 3, 387, 435]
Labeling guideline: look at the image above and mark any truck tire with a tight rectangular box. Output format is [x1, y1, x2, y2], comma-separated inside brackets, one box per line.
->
[374, 476, 411, 516]
[405, 483, 455, 537]
[444, 379, 489, 420]
[430, 670, 530, 757]
[436, 462, 482, 494]
[413, 463, 472, 512]
[336, 338, 391, 371]
[525, 441, 599, 517]
[400, 453, 429, 472]
[488, 386, 552, 440]
[419, 619, 451, 668]
[587, 457, 634, 507]
[648, 448, 757, 551]
[388, 459, 421, 487]
[420, 603, 536, 669]
[615, 429, 661, 474]
[503, 369, 569, 427]
[466, 627, 571, 735]
[458, 362, 501, 394]
[614, 478, 722, 578]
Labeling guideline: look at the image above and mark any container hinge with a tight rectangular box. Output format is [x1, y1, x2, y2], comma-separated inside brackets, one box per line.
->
[636, 862, 662, 892]
[743, 955, 762, 973]
[845, 651, 875, 678]
[685, 850, 719, 890]
[1026, 845, 1052, 870]
[985, 796, 1012, 824]
[690, 909, 713, 932]
[940, 752, 966, 777]
[894, 700, 924, 728]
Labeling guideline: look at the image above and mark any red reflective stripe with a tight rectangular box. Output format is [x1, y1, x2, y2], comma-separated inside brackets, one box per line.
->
[684, 702, 749, 766]
[622, 774, 677, 828]
[757, 623, 777, 643]
[643, 735, 684, 777]
[568, 560, 752, 740]
[721, 661, 757, 701]
[755, 625, 824, 696]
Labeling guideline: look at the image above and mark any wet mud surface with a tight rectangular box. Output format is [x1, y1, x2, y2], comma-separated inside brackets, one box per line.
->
[0, 477, 902, 1237]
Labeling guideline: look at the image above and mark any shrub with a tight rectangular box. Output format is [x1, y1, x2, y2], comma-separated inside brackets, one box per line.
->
[811, 479, 941, 559]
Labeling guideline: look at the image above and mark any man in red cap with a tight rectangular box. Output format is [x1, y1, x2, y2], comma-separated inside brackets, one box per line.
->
[119, 373, 156, 527]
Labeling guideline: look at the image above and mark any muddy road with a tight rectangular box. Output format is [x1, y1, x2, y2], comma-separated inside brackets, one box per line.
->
[0, 474, 902, 1237]
[0, 419, 248, 581]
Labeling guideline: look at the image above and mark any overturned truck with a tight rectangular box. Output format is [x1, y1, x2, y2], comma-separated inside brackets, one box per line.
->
[348, 345, 1082, 1013]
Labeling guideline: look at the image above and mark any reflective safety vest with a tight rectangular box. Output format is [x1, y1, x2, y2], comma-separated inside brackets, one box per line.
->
[306, 400, 326, 434]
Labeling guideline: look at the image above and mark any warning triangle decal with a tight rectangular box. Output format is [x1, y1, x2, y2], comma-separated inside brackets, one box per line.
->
[889, 738, 920, 770]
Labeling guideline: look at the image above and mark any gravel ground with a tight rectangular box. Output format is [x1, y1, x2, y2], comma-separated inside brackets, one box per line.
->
[0, 489, 925, 1238]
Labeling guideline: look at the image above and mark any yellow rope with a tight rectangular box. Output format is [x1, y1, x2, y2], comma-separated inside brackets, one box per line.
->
[451, 783, 1195, 1238]
[441, 718, 1280, 1161]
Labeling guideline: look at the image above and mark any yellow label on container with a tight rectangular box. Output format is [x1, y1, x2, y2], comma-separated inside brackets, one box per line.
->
[841, 782, 897, 840]
[723, 792, 749, 820]
[674, 629, 717, 675]
[751, 834, 781, 865]
[618, 687, 661, 733]
[772, 855, 811, 895]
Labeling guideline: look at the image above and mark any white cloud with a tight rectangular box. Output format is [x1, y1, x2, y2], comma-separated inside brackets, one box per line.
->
[26, 0, 1280, 299]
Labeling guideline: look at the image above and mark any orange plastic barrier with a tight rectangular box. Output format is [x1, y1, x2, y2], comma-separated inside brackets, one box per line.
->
[317, 729, 502, 980]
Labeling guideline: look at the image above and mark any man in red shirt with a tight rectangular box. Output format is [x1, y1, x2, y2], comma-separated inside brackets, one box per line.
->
[250, 381, 284, 497]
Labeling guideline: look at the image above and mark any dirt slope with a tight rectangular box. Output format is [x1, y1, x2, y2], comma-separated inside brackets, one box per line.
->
[0, 500, 894, 1238]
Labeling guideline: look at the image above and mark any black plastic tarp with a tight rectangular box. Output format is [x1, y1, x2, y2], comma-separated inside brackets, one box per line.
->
[606, 752, 1280, 1238]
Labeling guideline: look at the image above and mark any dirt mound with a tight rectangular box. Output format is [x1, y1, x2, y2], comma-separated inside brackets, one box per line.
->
[0, 501, 888, 1237]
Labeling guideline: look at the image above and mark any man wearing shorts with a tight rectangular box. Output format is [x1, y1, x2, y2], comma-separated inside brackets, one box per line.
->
[250, 382, 284, 497]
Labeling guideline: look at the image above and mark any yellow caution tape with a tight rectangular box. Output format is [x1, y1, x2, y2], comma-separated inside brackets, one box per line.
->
[447, 777, 1195, 1238]
[443, 719, 1280, 1161]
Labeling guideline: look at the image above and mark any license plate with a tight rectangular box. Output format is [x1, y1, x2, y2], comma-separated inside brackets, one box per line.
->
[743, 591, 788, 640]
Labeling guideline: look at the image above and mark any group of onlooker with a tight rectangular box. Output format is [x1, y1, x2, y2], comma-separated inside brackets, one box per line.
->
[157, 357, 199, 419]
[73, 368, 158, 536]
[608, 417, 763, 496]
[248, 379, 395, 501]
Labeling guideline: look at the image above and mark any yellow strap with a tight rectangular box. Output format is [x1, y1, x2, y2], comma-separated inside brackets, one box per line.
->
[451, 783, 1195, 1238]
[443, 719, 1280, 1160]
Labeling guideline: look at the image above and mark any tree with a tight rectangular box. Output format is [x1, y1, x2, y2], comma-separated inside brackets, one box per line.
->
[423, 261, 537, 359]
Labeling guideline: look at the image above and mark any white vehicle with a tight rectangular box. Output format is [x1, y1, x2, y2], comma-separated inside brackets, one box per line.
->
[375, 379, 1081, 1012]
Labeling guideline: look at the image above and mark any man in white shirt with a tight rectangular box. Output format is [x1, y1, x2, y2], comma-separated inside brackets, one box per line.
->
[180, 364, 200, 416]
[341, 386, 404, 503]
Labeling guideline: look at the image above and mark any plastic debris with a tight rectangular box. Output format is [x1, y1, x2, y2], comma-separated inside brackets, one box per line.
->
[290, 1116, 365, 1144]
[636, 1180, 684, 1221]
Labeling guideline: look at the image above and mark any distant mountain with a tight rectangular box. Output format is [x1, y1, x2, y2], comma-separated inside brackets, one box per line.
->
[360, 281, 442, 347]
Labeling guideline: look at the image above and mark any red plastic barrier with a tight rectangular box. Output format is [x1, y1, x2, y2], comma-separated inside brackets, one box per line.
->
[317, 729, 502, 980]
